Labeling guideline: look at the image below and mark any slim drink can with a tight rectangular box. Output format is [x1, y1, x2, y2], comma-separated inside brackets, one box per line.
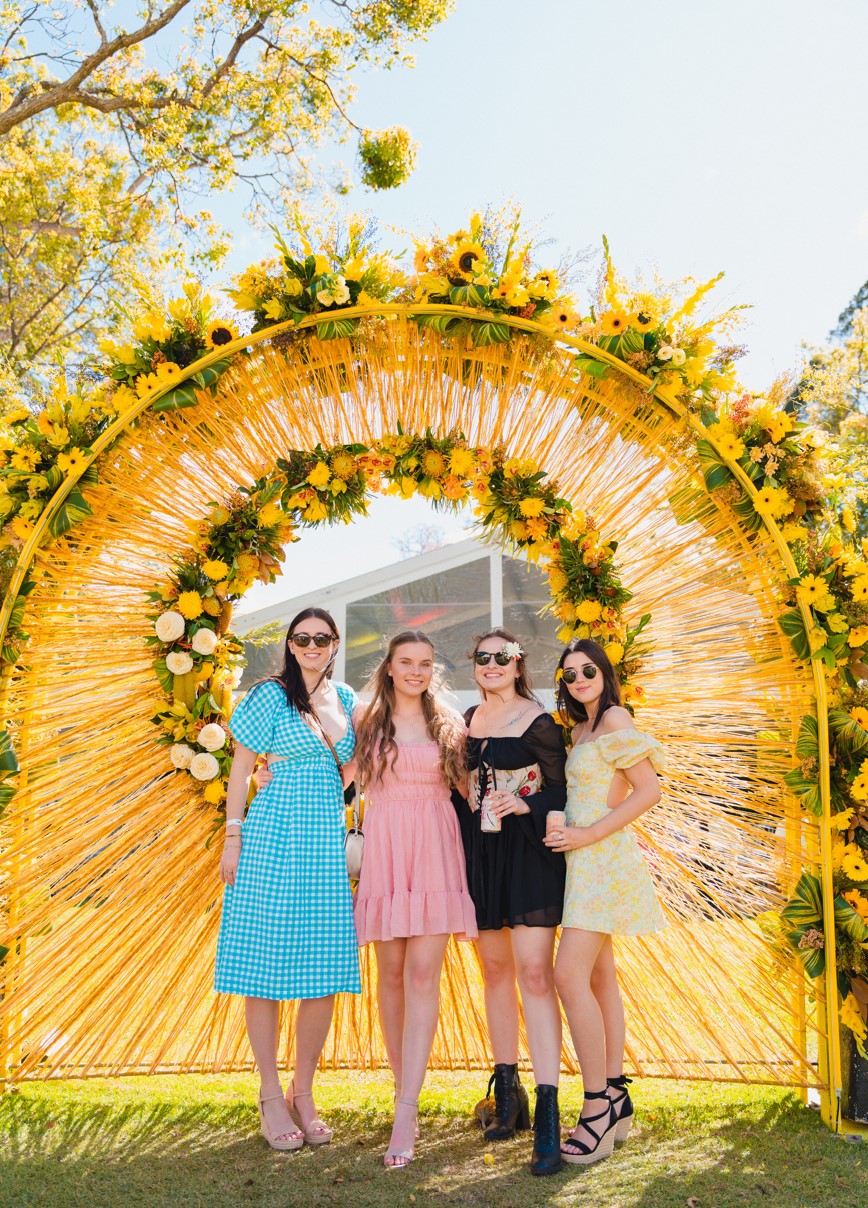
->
[546, 810, 566, 835]
[480, 791, 502, 833]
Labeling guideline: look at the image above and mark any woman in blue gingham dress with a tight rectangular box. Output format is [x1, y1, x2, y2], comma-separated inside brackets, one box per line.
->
[215, 608, 359, 1150]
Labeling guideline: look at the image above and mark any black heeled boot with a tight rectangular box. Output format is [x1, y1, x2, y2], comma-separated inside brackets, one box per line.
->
[531, 1083, 562, 1176]
[483, 1063, 531, 1141]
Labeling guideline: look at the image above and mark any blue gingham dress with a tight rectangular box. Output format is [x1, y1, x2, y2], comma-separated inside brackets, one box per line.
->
[214, 680, 361, 1000]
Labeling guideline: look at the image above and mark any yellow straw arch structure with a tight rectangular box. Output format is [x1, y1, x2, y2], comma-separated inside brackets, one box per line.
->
[0, 304, 838, 1124]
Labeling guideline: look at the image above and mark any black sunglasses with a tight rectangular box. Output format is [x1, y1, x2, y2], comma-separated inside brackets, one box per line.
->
[289, 632, 334, 648]
[561, 664, 599, 683]
[474, 651, 514, 667]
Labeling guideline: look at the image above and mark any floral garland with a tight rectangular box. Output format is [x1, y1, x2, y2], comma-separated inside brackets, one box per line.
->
[147, 432, 642, 807]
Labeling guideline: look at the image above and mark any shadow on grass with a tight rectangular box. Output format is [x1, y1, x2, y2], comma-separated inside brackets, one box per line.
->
[0, 1084, 864, 1208]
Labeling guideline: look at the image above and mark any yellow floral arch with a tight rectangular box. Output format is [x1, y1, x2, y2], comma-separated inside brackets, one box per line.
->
[0, 300, 841, 1121]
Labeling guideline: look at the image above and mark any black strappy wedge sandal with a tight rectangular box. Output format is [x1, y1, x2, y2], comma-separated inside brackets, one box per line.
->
[607, 1074, 634, 1144]
[560, 1088, 618, 1166]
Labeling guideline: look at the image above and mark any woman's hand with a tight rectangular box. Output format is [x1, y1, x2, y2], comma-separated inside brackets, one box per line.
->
[543, 823, 598, 852]
[489, 790, 531, 818]
[220, 840, 242, 886]
[254, 763, 273, 790]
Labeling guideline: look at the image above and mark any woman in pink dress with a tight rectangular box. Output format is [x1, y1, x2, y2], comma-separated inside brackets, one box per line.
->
[352, 630, 477, 1168]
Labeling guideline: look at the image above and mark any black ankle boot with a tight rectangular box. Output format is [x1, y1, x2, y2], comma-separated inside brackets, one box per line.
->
[531, 1083, 562, 1176]
[483, 1063, 531, 1141]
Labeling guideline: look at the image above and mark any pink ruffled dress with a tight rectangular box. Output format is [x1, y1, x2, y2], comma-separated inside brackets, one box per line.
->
[353, 742, 478, 945]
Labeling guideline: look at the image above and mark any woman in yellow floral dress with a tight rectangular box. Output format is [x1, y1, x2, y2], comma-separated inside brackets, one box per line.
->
[543, 639, 665, 1167]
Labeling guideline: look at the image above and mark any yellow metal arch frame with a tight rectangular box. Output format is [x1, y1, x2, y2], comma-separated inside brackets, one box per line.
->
[0, 302, 839, 1121]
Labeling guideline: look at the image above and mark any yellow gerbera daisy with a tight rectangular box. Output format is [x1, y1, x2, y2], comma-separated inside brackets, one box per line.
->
[842, 850, 868, 881]
[753, 485, 790, 517]
[851, 576, 868, 602]
[449, 241, 485, 281]
[205, 320, 239, 349]
[832, 808, 855, 831]
[177, 591, 204, 619]
[600, 310, 629, 337]
[796, 573, 827, 604]
[848, 625, 868, 648]
[546, 302, 580, 331]
[844, 888, 868, 920]
[57, 447, 88, 475]
[716, 433, 745, 460]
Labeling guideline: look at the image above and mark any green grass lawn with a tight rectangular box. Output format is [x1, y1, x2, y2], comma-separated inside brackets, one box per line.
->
[0, 1072, 863, 1208]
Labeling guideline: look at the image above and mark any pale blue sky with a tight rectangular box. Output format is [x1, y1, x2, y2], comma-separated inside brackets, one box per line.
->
[233, 0, 868, 611]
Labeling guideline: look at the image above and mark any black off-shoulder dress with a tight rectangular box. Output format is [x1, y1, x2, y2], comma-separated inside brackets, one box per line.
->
[458, 707, 567, 930]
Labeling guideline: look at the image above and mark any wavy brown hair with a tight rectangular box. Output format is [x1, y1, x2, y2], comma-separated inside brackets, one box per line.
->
[354, 631, 466, 789]
[469, 626, 540, 704]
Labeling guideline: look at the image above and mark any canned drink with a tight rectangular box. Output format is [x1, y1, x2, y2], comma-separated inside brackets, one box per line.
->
[546, 810, 566, 835]
[480, 790, 502, 833]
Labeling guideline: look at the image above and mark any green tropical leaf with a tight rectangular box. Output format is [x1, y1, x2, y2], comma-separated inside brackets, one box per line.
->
[471, 321, 511, 347]
[730, 491, 765, 533]
[412, 313, 460, 335]
[0, 782, 15, 814]
[802, 945, 826, 980]
[315, 317, 358, 341]
[574, 354, 609, 380]
[782, 769, 822, 814]
[47, 485, 92, 538]
[795, 714, 819, 761]
[0, 729, 18, 776]
[834, 895, 868, 942]
[152, 359, 232, 412]
[696, 439, 733, 492]
[448, 282, 490, 307]
[778, 609, 811, 661]
[599, 328, 645, 357]
[153, 657, 173, 695]
[781, 872, 823, 929]
[829, 707, 868, 756]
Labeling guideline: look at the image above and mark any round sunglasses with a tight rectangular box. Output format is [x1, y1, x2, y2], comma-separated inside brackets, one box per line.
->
[473, 651, 515, 667]
[289, 632, 335, 648]
[561, 664, 599, 684]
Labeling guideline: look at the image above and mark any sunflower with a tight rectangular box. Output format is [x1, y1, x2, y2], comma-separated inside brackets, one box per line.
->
[631, 311, 655, 333]
[600, 310, 629, 337]
[449, 241, 485, 281]
[205, 320, 239, 348]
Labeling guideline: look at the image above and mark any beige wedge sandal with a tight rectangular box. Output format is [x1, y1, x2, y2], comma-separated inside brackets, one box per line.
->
[286, 1081, 334, 1145]
[258, 1091, 304, 1151]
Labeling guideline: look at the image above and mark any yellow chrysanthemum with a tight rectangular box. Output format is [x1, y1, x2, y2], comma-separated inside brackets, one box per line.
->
[202, 559, 229, 581]
[177, 591, 204, 619]
[518, 497, 546, 518]
[205, 320, 239, 349]
[604, 642, 624, 665]
[330, 453, 357, 480]
[306, 461, 332, 488]
[447, 447, 476, 478]
[421, 449, 447, 478]
[257, 501, 284, 528]
[558, 602, 578, 623]
[202, 780, 226, 805]
[600, 310, 629, 337]
[202, 597, 222, 617]
[576, 599, 603, 623]
[525, 517, 548, 541]
[449, 241, 485, 281]
[547, 568, 568, 593]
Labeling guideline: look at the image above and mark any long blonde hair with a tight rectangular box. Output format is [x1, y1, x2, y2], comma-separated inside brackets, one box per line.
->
[354, 630, 466, 789]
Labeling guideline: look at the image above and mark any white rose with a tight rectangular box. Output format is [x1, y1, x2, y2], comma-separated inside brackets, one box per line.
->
[189, 752, 220, 781]
[155, 611, 186, 642]
[166, 651, 194, 675]
[231, 666, 244, 687]
[170, 743, 195, 769]
[657, 344, 674, 362]
[191, 628, 218, 655]
[198, 722, 227, 752]
[670, 348, 686, 367]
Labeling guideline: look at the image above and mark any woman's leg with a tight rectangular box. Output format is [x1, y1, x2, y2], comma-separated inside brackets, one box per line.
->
[386, 933, 450, 1165]
[590, 937, 626, 1079]
[288, 994, 336, 1133]
[245, 996, 302, 1141]
[511, 926, 560, 1086]
[475, 930, 520, 1063]
[374, 938, 408, 1094]
[554, 929, 610, 1147]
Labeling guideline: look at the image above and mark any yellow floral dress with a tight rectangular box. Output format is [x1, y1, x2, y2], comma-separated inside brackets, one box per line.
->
[562, 729, 666, 935]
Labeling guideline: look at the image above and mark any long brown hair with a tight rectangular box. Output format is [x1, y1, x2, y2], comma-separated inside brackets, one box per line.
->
[354, 630, 465, 789]
[555, 638, 622, 731]
[470, 626, 539, 704]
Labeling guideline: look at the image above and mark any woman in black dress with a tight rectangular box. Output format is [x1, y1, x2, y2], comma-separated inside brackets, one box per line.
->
[460, 627, 567, 1177]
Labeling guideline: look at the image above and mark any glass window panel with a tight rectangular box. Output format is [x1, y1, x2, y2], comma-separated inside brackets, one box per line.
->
[345, 558, 490, 692]
[502, 556, 561, 699]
